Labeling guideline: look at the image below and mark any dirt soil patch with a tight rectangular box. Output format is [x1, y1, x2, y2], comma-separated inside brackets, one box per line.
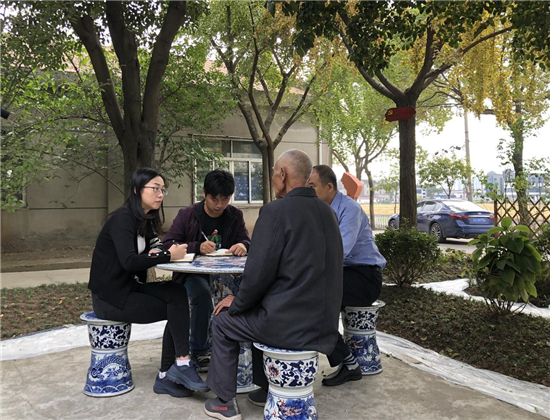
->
[378, 286, 550, 387]
[1, 246, 93, 272]
[1, 283, 92, 338]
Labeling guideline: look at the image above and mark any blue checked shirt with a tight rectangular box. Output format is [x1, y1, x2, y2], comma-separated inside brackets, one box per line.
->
[330, 191, 386, 269]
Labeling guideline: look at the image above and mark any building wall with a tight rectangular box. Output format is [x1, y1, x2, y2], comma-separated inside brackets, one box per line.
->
[2, 114, 330, 249]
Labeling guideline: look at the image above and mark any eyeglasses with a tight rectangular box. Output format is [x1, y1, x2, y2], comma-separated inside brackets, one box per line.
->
[143, 186, 168, 196]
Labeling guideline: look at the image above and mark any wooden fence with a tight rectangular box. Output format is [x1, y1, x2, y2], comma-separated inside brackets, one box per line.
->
[494, 197, 550, 236]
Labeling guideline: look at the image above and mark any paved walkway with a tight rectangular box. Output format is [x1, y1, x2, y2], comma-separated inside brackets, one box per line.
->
[1, 338, 544, 420]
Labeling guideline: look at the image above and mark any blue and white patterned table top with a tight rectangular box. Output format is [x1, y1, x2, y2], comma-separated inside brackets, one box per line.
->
[157, 255, 247, 274]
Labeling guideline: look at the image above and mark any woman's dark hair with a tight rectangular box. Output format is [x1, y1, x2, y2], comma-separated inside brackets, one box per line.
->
[126, 167, 166, 236]
[203, 169, 235, 197]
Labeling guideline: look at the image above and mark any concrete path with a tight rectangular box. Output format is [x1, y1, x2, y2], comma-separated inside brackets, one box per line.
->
[1, 338, 543, 420]
[1, 268, 174, 289]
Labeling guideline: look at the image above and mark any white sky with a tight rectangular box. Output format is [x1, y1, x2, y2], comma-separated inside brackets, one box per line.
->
[333, 110, 550, 181]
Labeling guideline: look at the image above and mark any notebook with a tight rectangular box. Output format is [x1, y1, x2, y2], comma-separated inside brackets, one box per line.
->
[171, 253, 195, 263]
[205, 248, 230, 257]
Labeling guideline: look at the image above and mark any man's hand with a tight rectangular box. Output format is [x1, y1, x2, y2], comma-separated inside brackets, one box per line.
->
[227, 243, 247, 256]
[214, 295, 235, 315]
[200, 240, 216, 255]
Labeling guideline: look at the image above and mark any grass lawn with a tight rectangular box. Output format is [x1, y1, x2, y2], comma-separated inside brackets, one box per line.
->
[2, 256, 549, 387]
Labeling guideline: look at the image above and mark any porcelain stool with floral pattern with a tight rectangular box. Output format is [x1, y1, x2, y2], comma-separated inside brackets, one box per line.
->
[254, 343, 319, 420]
[80, 312, 134, 397]
[342, 300, 385, 375]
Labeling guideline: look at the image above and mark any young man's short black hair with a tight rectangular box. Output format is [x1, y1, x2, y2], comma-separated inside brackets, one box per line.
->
[203, 169, 235, 197]
[312, 164, 337, 188]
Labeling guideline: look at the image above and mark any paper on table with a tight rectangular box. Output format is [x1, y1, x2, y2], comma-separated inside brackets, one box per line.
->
[171, 253, 195, 263]
[205, 248, 231, 257]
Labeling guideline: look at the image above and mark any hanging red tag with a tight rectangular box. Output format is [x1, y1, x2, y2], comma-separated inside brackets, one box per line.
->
[385, 106, 416, 122]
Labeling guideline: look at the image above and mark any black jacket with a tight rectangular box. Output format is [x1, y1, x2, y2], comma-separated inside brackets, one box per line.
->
[229, 187, 344, 355]
[88, 205, 170, 309]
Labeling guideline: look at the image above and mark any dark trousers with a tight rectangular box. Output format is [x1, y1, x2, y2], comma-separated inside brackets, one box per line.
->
[206, 310, 267, 401]
[92, 281, 190, 372]
[173, 273, 214, 356]
[327, 265, 383, 367]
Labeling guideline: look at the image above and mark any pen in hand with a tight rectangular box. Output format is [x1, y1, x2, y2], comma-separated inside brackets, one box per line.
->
[201, 231, 209, 242]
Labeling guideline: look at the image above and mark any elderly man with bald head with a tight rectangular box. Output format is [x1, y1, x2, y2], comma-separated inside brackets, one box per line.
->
[204, 150, 343, 420]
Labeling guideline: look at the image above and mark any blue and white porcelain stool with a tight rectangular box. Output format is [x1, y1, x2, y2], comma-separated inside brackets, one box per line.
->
[342, 301, 385, 375]
[254, 343, 319, 420]
[211, 274, 259, 393]
[80, 312, 134, 397]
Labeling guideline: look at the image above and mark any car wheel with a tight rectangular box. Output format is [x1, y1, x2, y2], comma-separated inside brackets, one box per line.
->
[430, 222, 446, 243]
[388, 220, 398, 230]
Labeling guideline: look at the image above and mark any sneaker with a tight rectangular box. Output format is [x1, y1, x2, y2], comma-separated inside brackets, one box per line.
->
[322, 364, 362, 387]
[153, 375, 193, 398]
[247, 388, 267, 407]
[167, 361, 210, 392]
[204, 397, 242, 420]
[192, 353, 210, 373]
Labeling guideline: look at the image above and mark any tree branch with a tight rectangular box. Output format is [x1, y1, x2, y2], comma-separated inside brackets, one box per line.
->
[67, 7, 124, 140]
[143, 1, 187, 130]
[105, 1, 141, 130]
[409, 25, 435, 96]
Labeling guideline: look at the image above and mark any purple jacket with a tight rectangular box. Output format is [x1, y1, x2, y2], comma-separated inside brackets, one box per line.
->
[163, 201, 250, 255]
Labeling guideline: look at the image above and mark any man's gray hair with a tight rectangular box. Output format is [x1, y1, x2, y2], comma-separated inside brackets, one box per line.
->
[278, 149, 313, 184]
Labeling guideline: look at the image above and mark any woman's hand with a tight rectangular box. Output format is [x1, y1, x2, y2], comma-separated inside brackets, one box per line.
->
[168, 243, 188, 260]
[214, 295, 235, 315]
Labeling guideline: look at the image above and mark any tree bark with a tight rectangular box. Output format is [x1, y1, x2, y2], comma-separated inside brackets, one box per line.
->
[261, 145, 275, 203]
[397, 97, 418, 228]
[365, 168, 375, 227]
[510, 107, 529, 226]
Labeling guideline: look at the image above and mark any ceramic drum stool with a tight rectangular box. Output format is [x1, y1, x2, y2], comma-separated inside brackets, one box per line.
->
[342, 301, 385, 375]
[211, 274, 259, 393]
[80, 312, 134, 397]
[254, 343, 319, 420]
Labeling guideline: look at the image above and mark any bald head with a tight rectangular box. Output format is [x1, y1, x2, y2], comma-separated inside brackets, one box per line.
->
[272, 149, 313, 198]
[278, 149, 313, 185]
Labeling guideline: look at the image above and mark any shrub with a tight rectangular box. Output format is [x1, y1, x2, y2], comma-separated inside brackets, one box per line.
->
[533, 225, 550, 307]
[467, 217, 542, 315]
[534, 224, 550, 263]
[375, 227, 441, 288]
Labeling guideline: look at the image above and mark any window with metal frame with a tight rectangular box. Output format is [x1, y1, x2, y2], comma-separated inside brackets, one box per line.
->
[193, 137, 263, 204]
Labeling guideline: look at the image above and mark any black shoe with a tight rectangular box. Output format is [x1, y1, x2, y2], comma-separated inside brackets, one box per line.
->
[247, 388, 267, 407]
[167, 361, 210, 392]
[153, 375, 193, 398]
[204, 397, 242, 420]
[192, 353, 210, 373]
[322, 365, 362, 387]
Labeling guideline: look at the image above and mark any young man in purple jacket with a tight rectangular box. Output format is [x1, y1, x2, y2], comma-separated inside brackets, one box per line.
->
[163, 169, 251, 372]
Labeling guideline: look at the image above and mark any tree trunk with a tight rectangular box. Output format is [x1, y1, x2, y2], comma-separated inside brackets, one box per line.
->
[397, 99, 417, 228]
[261, 145, 276, 203]
[120, 122, 156, 194]
[365, 168, 375, 227]
[510, 115, 529, 226]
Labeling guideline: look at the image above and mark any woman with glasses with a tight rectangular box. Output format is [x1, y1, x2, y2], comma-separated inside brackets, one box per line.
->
[88, 168, 209, 398]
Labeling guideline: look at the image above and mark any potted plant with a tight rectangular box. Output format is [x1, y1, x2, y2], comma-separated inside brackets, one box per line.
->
[468, 217, 541, 315]
[375, 227, 441, 288]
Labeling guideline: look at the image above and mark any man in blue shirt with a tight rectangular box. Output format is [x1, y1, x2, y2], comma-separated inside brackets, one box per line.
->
[308, 165, 386, 387]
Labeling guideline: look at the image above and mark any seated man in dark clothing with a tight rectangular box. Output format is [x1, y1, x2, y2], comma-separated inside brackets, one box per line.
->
[163, 169, 250, 372]
[203, 150, 343, 420]
[308, 164, 386, 386]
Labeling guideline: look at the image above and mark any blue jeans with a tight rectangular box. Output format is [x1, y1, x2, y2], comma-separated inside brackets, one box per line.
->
[184, 274, 214, 356]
